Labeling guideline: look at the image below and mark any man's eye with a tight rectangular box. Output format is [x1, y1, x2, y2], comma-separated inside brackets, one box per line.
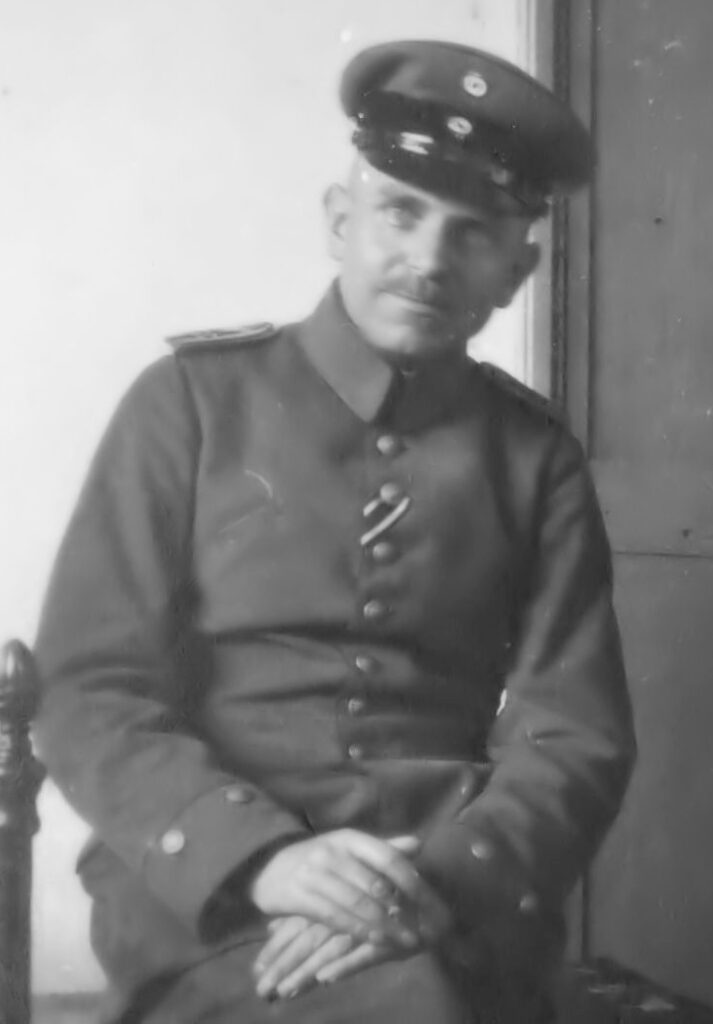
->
[383, 203, 416, 228]
[460, 222, 496, 248]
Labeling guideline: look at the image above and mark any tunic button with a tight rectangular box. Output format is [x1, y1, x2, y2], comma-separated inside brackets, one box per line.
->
[224, 784, 254, 805]
[379, 481, 404, 504]
[160, 829, 186, 855]
[348, 744, 364, 760]
[376, 434, 403, 457]
[519, 892, 539, 914]
[372, 540, 397, 564]
[355, 654, 378, 673]
[347, 696, 366, 715]
[363, 599, 388, 621]
[470, 838, 495, 862]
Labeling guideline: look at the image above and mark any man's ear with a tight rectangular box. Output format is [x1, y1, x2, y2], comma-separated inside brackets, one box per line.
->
[323, 183, 350, 261]
[495, 241, 541, 309]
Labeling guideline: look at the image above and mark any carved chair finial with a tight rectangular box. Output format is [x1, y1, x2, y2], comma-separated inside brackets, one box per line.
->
[0, 639, 45, 1024]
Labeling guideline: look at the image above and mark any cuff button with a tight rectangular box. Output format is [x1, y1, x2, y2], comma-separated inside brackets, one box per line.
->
[160, 828, 186, 855]
[469, 839, 494, 862]
[519, 892, 539, 914]
[224, 785, 254, 805]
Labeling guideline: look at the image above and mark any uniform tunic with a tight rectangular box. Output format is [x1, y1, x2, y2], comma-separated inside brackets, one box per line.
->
[35, 283, 635, 1023]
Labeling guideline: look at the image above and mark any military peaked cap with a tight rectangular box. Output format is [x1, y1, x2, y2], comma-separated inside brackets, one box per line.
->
[340, 39, 594, 215]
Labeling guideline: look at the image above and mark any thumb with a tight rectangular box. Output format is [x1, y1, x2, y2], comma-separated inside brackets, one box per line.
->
[387, 835, 422, 855]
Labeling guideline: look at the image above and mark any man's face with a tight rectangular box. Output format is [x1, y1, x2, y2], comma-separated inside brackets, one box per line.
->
[325, 158, 539, 364]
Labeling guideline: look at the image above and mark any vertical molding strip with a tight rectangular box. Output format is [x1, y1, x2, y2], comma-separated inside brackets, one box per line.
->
[527, 0, 555, 397]
[549, 0, 571, 410]
[549, 0, 599, 962]
[559, 0, 598, 453]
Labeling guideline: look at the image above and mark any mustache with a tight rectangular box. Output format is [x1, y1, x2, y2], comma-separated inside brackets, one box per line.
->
[384, 274, 452, 309]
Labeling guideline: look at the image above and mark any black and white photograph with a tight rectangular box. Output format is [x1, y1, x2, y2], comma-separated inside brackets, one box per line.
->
[1, 2, 712, 1021]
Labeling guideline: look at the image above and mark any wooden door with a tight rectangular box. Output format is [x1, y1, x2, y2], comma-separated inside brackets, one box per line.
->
[557, 0, 713, 1006]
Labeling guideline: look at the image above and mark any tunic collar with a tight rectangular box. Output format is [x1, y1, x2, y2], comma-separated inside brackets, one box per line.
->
[296, 281, 469, 427]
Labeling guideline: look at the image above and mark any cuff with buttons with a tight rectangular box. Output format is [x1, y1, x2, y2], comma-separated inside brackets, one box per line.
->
[141, 781, 310, 940]
[415, 819, 540, 938]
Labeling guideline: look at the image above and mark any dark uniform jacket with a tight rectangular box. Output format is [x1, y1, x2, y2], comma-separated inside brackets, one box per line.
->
[35, 283, 635, 1024]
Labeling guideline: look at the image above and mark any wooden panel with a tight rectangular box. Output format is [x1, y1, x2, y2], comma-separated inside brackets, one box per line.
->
[590, 556, 713, 1005]
[592, 0, 713, 463]
[563, 0, 713, 1007]
[593, 460, 713, 558]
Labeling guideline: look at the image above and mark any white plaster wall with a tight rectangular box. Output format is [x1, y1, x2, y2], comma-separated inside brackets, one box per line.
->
[0, 0, 535, 993]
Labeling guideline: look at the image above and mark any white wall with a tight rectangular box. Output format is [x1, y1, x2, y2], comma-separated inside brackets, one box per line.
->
[0, 0, 537, 993]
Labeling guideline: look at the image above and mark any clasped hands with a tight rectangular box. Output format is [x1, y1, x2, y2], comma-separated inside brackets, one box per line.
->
[248, 829, 452, 1001]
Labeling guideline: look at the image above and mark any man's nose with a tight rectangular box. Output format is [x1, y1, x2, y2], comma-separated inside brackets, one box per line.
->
[406, 219, 451, 276]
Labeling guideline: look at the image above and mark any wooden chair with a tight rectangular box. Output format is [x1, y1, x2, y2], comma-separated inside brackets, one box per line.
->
[0, 640, 44, 1024]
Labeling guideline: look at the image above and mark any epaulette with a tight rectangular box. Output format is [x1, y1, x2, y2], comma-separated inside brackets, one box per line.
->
[166, 322, 276, 353]
[478, 361, 568, 424]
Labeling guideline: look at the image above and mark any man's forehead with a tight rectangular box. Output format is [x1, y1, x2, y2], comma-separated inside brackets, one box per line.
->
[352, 158, 529, 225]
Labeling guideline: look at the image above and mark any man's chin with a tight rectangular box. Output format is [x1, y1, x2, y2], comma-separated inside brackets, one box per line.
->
[367, 325, 466, 365]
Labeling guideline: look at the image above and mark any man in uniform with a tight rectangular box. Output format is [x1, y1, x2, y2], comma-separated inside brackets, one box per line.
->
[35, 39, 635, 1024]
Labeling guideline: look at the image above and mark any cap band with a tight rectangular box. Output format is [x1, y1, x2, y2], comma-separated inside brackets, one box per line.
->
[352, 117, 550, 216]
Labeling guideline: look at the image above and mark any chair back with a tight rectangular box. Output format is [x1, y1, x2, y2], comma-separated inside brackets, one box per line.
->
[0, 641, 44, 1024]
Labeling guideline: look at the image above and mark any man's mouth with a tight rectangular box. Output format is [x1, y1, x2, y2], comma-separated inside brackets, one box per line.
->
[386, 289, 451, 316]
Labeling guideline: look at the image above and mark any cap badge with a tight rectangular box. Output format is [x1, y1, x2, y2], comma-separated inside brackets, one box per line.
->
[446, 115, 473, 138]
[398, 131, 434, 156]
[463, 71, 488, 98]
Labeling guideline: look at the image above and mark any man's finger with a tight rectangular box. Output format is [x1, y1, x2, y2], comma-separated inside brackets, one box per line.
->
[255, 922, 331, 999]
[319, 850, 400, 914]
[387, 835, 421, 855]
[275, 932, 355, 999]
[326, 849, 396, 903]
[332, 831, 429, 909]
[307, 867, 418, 947]
[254, 916, 310, 976]
[314, 941, 388, 985]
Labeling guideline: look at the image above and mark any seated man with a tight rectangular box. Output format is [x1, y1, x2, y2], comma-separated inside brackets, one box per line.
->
[35, 39, 635, 1024]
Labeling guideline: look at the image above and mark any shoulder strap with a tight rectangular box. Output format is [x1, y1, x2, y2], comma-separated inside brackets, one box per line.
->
[166, 322, 277, 354]
[478, 361, 568, 424]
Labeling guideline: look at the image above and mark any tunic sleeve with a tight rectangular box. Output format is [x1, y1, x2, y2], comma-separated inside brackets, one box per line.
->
[34, 357, 308, 940]
[416, 428, 636, 973]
